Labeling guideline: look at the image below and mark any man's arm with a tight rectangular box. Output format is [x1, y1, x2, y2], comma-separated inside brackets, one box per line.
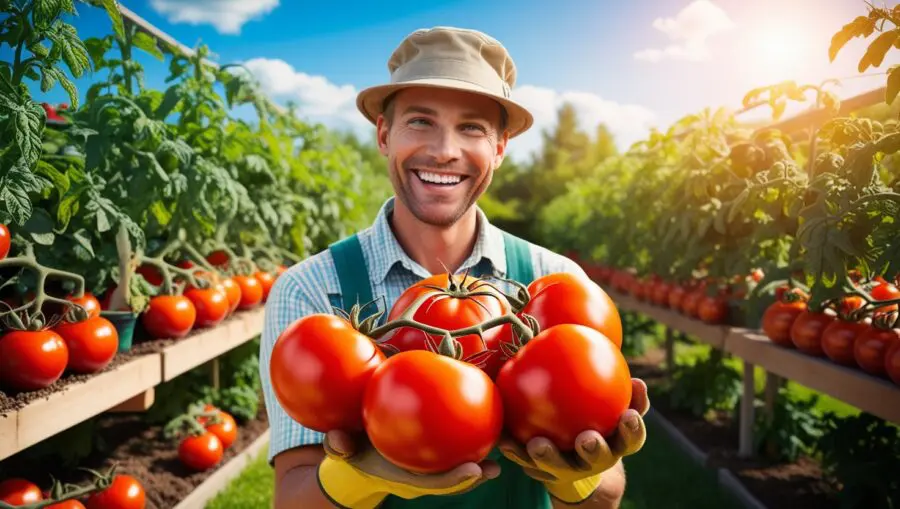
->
[550, 461, 626, 509]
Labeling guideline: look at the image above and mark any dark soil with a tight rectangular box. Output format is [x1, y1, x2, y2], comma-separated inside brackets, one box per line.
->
[629, 349, 840, 509]
[0, 403, 270, 509]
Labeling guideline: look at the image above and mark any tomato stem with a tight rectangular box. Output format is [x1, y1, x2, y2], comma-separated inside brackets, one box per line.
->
[0, 466, 118, 509]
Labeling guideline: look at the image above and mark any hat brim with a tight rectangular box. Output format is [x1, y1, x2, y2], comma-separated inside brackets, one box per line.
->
[356, 78, 534, 138]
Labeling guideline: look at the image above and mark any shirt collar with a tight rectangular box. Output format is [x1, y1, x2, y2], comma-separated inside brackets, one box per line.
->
[366, 197, 508, 283]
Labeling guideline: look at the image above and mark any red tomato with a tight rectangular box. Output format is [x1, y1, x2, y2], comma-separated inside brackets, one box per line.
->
[681, 290, 705, 318]
[67, 293, 102, 320]
[381, 273, 510, 378]
[47, 500, 86, 509]
[838, 295, 865, 317]
[516, 272, 622, 349]
[821, 319, 869, 366]
[853, 326, 899, 375]
[0, 223, 10, 260]
[750, 268, 765, 282]
[254, 271, 276, 302]
[667, 285, 686, 310]
[884, 339, 900, 386]
[698, 295, 729, 324]
[135, 264, 163, 286]
[198, 405, 238, 449]
[270, 314, 385, 432]
[651, 281, 671, 307]
[183, 287, 229, 328]
[232, 275, 262, 310]
[141, 295, 196, 339]
[363, 349, 503, 474]
[85, 475, 145, 509]
[220, 278, 242, 314]
[871, 281, 900, 316]
[276, 265, 288, 276]
[789, 311, 835, 357]
[0, 478, 42, 505]
[206, 250, 230, 268]
[54, 316, 118, 373]
[761, 294, 808, 347]
[496, 324, 632, 451]
[0, 330, 68, 391]
[179, 432, 224, 471]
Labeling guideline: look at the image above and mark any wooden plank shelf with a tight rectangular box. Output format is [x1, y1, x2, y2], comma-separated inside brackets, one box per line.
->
[726, 328, 900, 425]
[160, 308, 266, 382]
[0, 354, 162, 462]
[608, 290, 730, 349]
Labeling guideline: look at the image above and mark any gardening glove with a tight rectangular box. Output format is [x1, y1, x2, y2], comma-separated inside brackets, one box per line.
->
[498, 378, 650, 504]
[317, 429, 500, 509]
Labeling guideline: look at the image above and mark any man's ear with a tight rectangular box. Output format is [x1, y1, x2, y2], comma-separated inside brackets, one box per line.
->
[493, 129, 510, 169]
[376, 115, 390, 156]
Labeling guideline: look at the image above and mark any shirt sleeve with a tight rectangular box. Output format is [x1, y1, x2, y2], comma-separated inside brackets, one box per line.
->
[258, 267, 331, 464]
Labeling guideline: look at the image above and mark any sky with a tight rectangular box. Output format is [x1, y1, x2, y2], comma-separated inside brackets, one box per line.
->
[24, 0, 900, 162]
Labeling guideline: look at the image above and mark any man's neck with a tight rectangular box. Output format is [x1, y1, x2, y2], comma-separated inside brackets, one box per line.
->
[389, 200, 479, 275]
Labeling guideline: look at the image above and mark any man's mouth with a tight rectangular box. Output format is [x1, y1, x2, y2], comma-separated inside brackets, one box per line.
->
[413, 170, 468, 186]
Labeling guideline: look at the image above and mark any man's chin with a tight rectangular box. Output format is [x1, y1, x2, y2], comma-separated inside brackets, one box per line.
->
[410, 203, 467, 228]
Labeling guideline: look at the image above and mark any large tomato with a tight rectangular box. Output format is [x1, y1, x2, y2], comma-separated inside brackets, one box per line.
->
[67, 293, 101, 320]
[198, 404, 238, 449]
[54, 316, 119, 373]
[698, 295, 729, 324]
[380, 273, 510, 377]
[47, 500, 86, 508]
[85, 475, 145, 509]
[0, 478, 42, 504]
[853, 326, 899, 375]
[254, 271, 276, 302]
[0, 330, 68, 391]
[884, 339, 900, 386]
[667, 285, 687, 310]
[821, 319, 868, 366]
[141, 295, 196, 339]
[496, 324, 632, 451]
[220, 278, 242, 314]
[761, 292, 808, 347]
[179, 432, 224, 471]
[516, 272, 622, 349]
[270, 314, 385, 432]
[0, 223, 10, 260]
[871, 280, 900, 316]
[363, 349, 503, 474]
[233, 275, 263, 310]
[789, 310, 835, 357]
[184, 287, 229, 329]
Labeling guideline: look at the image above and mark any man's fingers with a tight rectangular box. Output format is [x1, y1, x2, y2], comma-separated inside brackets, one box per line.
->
[574, 429, 614, 470]
[478, 459, 502, 480]
[630, 378, 650, 416]
[608, 409, 647, 458]
[498, 436, 535, 469]
[527, 436, 577, 474]
[323, 430, 355, 459]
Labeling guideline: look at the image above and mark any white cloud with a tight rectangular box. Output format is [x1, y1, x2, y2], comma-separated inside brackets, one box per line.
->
[634, 0, 735, 63]
[149, 0, 279, 35]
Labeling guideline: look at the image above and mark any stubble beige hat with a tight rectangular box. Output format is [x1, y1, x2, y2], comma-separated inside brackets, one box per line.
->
[356, 26, 534, 138]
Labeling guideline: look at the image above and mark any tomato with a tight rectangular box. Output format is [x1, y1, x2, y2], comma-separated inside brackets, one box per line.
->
[67, 293, 102, 320]
[135, 264, 163, 286]
[496, 324, 632, 451]
[821, 319, 868, 366]
[0, 330, 68, 391]
[254, 271, 276, 302]
[47, 500, 86, 509]
[270, 314, 385, 432]
[179, 432, 224, 471]
[0, 478, 42, 505]
[838, 295, 865, 317]
[681, 290, 705, 318]
[853, 326, 899, 375]
[232, 275, 263, 310]
[884, 339, 900, 386]
[761, 295, 807, 348]
[0, 223, 10, 260]
[667, 285, 686, 310]
[651, 281, 671, 307]
[198, 405, 238, 449]
[515, 272, 622, 349]
[276, 265, 288, 276]
[789, 310, 835, 356]
[698, 295, 729, 324]
[750, 268, 764, 282]
[85, 475, 145, 509]
[363, 349, 503, 474]
[220, 278, 242, 314]
[206, 250, 230, 268]
[176, 259, 194, 269]
[54, 316, 118, 373]
[381, 273, 511, 377]
[871, 281, 900, 316]
[141, 295, 196, 339]
[184, 287, 229, 329]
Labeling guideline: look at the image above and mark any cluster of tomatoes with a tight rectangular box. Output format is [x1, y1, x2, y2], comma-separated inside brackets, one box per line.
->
[270, 271, 633, 474]
[0, 473, 146, 509]
[177, 404, 239, 472]
[761, 277, 900, 385]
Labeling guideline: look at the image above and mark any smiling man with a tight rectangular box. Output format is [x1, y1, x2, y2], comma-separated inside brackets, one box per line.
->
[259, 26, 649, 509]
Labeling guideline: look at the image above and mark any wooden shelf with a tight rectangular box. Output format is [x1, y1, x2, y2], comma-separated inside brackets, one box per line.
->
[0, 354, 162, 462]
[726, 328, 900, 425]
[608, 290, 730, 349]
[160, 308, 265, 382]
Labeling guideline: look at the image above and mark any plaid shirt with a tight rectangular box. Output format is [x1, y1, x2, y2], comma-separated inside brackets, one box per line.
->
[259, 197, 586, 464]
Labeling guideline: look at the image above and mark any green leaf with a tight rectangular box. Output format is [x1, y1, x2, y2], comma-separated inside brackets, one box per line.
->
[72, 229, 94, 257]
[47, 22, 91, 78]
[0, 162, 44, 225]
[40, 66, 58, 92]
[13, 99, 46, 165]
[35, 159, 70, 197]
[56, 69, 79, 109]
[830, 15, 877, 62]
[34, 0, 63, 28]
[858, 29, 900, 73]
[131, 32, 164, 61]
[22, 207, 56, 245]
[100, 0, 126, 41]
[95, 204, 111, 233]
[886, 65, 900, 104]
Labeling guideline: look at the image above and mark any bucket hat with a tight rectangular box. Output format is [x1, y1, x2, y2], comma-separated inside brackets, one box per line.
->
[356, 26, 534, 138]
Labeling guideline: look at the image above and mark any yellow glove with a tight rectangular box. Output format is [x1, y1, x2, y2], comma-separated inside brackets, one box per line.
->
[317, 430, 499, 509]
[498, 378, 650, 504]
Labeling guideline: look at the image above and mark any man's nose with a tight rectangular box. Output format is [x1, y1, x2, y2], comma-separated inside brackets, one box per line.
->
[429, 127, 463, 163]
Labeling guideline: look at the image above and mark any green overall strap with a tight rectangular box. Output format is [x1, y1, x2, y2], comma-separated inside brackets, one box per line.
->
[502, 231, 535, 284]
[328, 234, 377, 320]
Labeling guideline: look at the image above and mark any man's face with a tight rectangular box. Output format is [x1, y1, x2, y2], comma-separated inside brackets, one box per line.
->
[376, 87, 509, 227]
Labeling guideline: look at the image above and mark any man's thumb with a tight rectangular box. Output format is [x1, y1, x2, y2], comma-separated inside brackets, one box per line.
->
[324, 430, 356, 459]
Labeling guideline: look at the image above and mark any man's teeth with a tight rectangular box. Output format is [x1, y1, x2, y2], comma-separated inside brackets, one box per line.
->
[417, 171, 462, 185]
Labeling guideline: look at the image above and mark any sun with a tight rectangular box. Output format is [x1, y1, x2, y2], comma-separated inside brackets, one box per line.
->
[748, 23, 812, 84]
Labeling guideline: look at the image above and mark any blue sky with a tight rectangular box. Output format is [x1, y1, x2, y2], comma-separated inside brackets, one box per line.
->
[25, 0, 900, 161]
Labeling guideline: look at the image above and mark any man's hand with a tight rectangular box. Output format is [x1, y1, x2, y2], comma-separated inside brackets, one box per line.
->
[317, 430, 500, 508]
[498, 378, 650, 505]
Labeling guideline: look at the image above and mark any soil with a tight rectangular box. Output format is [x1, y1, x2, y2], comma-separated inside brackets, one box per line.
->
[629, 349, 841, 509]
[0, 402, 270, 509]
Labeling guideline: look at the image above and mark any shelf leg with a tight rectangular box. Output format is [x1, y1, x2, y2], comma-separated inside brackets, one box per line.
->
[665, 327, 675, 377]
[739, 359, 756, 458]
[764, 371, 781, 421]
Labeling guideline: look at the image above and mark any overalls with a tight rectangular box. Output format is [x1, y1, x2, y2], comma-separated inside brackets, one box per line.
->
[328, 231, 553, 508]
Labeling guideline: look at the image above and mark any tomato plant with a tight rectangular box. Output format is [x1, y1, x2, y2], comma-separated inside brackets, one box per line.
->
[198, 405, 239, 449]
[496, 324, 632, 450]
[54, 316, 119, 374]
[141, 295, 197, 339]
[363, 349, 503, 474]
[0, 478, 42, 505]
[0, 329, 69, 391]
[178, 431, 224, 471]
[270, 314, 385, 432]
[85, 475, 146, 509]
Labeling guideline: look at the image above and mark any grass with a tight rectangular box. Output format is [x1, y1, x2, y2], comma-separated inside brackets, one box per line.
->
[205, 424, 742, 509]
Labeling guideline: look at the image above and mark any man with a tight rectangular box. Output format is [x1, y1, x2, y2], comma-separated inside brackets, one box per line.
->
[259, 26, 649, 508]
